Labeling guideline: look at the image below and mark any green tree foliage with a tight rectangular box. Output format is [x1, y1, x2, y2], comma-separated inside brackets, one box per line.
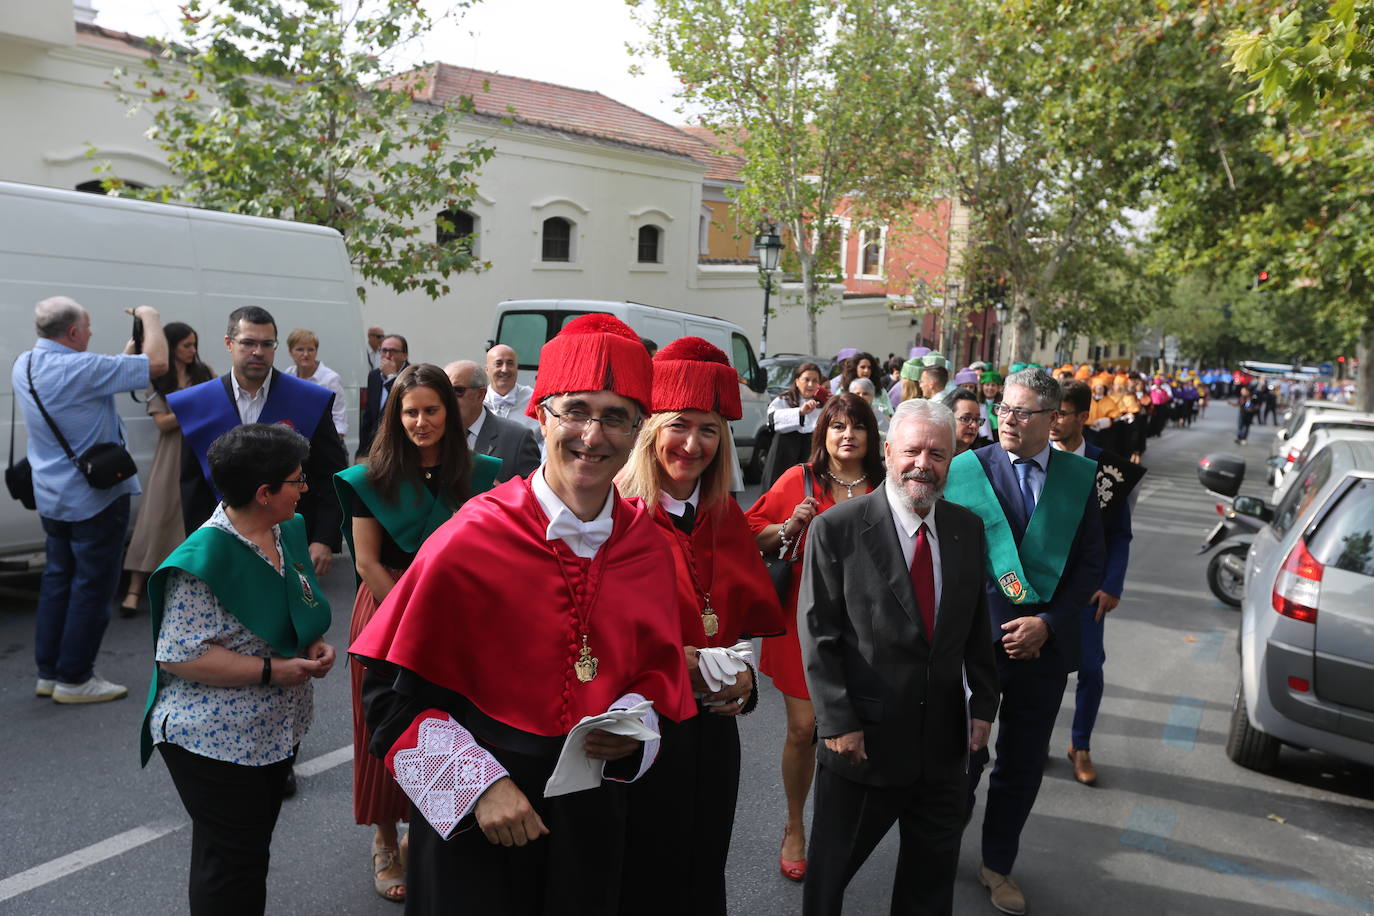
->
[1224, 0, 1374, 406]
[629, 0, 938, 354]
[106, 0, 493, 300]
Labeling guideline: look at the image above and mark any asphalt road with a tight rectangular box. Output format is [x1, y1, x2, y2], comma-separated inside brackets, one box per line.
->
[2, 405, 1372, 915]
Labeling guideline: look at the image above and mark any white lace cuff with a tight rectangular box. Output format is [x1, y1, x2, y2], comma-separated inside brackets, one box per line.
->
[386, 710, 508, 840]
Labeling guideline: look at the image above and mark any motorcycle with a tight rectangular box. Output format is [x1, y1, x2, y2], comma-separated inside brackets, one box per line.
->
[1196, 453, 1273, 608]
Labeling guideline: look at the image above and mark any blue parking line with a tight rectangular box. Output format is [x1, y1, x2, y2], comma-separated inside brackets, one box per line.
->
[1193, 631, 1225, 663]
[1120, 803, 1374, 912]
[1162, 696, 1204, 749]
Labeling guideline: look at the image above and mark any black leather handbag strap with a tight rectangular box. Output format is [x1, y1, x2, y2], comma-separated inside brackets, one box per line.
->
[24, 353, 84, 464]
[7, 377, 16, 470]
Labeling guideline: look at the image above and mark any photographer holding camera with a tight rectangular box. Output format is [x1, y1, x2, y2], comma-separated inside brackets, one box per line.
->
[13, 295, 167, 704]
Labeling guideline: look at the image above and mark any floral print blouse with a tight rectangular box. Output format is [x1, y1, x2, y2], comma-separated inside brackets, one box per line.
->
[147, 504, 314, 766]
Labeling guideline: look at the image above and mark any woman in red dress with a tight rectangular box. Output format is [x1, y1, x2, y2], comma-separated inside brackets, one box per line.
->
[617, 337, 787, 914]
[744, 393, 883, 880]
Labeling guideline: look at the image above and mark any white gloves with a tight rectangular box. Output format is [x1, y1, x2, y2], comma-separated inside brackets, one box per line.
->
[1091, 417, 1113, 431]
[697, 641, 755, 695]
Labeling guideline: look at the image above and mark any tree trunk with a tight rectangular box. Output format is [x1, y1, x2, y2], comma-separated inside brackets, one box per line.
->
[1011, 305, 1035, 365]
[799, 254, 819, 355]
[1358, 314, 1374, 413]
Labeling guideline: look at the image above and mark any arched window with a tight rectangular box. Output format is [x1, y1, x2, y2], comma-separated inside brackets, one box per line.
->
[75, 179, 147, 195]
[542, 216, 572, 262]
[637, 225, 662, 263]
[437, 208, 477, 254]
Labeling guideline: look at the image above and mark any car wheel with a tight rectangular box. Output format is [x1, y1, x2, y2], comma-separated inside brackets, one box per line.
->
[1206, 546, 1247, 608]
[1226, 680, 1279, 772]
[744, 430, 770, 485]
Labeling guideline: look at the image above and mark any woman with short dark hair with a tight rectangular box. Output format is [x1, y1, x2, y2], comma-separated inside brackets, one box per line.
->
[745, 393, 880, 881]
[140, 422, 336, 916]
[334, 363, 501, 903]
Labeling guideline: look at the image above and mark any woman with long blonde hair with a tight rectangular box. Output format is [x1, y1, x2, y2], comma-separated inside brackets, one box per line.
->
[617, 337, 786, 915]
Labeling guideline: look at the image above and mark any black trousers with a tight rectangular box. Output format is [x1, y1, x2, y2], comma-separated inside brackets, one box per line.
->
[966, 656, 1068, 875]
[159, 743, 293, 916]
[621, 711, 741, 916]
[406, 744, 629, 916]
[803, 763, 966, 916]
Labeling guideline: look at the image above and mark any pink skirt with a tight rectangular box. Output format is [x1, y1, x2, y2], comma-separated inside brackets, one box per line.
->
[350, 579, 411, 826]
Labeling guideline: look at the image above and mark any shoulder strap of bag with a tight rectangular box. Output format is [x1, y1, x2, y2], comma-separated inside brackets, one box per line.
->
[24, 353, 80, 463]
[7, 375, 16, 470]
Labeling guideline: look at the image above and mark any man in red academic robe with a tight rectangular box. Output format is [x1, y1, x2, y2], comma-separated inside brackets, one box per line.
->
[350, 315, 696, 915]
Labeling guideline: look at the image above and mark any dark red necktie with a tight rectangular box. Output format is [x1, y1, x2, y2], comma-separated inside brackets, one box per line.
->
[909, 523, 936, 640]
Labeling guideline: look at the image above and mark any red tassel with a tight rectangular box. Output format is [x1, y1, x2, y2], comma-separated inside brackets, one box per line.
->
[528, 315, 653, 416]
[651, 337, 742, 419]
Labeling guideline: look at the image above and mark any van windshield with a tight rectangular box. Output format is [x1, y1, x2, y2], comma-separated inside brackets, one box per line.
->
[496, 310, 591, 369]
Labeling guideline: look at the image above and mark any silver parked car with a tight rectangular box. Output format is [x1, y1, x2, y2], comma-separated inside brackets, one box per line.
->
[1228, 435, 1374, 772]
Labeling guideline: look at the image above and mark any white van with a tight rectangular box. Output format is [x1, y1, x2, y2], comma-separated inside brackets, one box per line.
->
[489, 299, 772, 479]
[1, 180, 363, 562]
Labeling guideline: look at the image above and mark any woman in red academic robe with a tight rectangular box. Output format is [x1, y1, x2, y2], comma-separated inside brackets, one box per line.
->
[616, 338, 787, 916]
[744, 393, 883, 881]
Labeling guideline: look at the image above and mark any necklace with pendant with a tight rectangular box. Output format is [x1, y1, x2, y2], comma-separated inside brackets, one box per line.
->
[677, 506, 720, 638]
[827, 471, 867, 499]
[552, 532, 610, 684]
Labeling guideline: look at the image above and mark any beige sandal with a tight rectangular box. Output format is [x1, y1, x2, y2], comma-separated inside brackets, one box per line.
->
[372, 837, 405, 903]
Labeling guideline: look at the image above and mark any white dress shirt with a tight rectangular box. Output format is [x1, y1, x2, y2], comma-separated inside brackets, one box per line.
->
[1050, 437, 1087, 457]
[659, 481, 700, 521]
[531, 465, 614, 559]
[465, 406, 487, 452]
[1002, 442, 1051, 505]
[884, 479, 943, 615]
[485, 383, 540, 433]
[284, 361, 347, 436]
[230, 370, 272, 425]
[768, 395, 820, 435]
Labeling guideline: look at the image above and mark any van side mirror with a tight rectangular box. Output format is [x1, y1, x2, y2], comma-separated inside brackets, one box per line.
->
[1278, 429, 1289, 441]
[751, 366, 767, 393]
[1232, 495, 1274, 523]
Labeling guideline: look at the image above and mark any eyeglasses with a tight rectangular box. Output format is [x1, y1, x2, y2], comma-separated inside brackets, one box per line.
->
[993, 403, 1057, 423]
[543, 406, 640, 438]
[955, 415, 982, 426]
[451, 385, 484, 398]
[380, 347, 406, 356]
[232, 338, 277, 352]
[281, 473, 308, 487]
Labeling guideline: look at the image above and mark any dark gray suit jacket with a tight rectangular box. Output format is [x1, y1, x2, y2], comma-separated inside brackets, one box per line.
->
[800, 488, 1000, 787]
[471, 407, 541, 483]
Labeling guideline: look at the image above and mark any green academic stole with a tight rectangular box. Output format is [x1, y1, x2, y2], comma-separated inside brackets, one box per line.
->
[332, 455, 501, 573]
[945, 449, 1096, 605]
[139, 514, 332, 766]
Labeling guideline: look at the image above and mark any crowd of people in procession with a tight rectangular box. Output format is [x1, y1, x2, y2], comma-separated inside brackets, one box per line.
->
[18, 294, 1309, 915]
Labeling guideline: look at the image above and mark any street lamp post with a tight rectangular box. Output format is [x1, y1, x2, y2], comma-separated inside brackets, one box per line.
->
[993, 300, 1010, 369]
[753, 222, 784, 359]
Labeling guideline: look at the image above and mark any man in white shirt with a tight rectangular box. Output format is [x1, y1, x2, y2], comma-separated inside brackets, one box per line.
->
[484, 343, 540, 434]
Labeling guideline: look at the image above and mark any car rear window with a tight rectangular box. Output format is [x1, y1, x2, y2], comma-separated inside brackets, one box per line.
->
[1272, 448, 1333, 537]
[1307, 479, 1374, 577]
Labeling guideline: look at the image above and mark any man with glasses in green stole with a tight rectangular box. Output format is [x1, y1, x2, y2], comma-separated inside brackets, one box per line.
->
[945, 368, 1104, 915]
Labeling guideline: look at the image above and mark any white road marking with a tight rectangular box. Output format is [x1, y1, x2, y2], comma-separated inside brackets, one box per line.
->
[0, 743, 352, 903]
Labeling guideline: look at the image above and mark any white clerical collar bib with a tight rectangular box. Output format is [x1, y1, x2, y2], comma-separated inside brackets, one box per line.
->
[659, 481, 701, 519]
[531, 465, 614, 559]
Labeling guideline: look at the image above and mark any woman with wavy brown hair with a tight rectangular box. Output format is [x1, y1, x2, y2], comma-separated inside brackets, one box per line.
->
[333, 363, 500, 903]
[745, 393, 881, 881]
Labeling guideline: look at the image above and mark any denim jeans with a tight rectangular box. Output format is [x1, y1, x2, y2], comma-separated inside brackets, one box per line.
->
[35, 494, 131, 683]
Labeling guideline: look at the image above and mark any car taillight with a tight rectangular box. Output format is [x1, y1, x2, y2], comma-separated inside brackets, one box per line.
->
[1216, 503, 1226, 516]
[1284, 448, 1299, 465]
[1272, 537, 1323, 623]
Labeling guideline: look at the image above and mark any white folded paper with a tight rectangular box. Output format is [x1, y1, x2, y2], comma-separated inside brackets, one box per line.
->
[543, 700, 659, 798]
[696, 641, 755, 698]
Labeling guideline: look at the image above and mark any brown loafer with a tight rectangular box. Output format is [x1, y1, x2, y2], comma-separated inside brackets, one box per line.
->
[978, 865, 1026, 915]
[1067, 746, 1097, 786]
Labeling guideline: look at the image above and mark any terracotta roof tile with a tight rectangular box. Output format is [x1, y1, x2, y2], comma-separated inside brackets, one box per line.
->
[400, 63, 743, 180]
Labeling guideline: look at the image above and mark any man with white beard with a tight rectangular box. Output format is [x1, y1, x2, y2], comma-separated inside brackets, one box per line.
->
[799, 398, 1000, 916]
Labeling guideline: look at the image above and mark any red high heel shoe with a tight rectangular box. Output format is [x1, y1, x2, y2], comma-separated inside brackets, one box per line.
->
[779, 827, 806, 882]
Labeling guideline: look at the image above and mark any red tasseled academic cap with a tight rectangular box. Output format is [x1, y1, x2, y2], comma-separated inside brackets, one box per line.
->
[651, 336, 742, 420]
[527, 314, 653, 417]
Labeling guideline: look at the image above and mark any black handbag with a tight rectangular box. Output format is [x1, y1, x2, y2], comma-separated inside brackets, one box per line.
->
[763, 464, 815, 602]
[5, 389, 35, 510]
[23, 353, 138, 491]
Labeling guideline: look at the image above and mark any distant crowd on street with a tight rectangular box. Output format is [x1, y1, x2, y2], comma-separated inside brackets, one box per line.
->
[36, 295, 1341, 915]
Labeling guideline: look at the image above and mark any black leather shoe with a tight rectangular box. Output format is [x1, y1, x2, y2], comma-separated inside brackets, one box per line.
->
[282, 767, 298, 799]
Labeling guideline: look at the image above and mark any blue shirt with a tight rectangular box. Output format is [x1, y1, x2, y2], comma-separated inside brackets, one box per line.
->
[13, 338, 148, 521]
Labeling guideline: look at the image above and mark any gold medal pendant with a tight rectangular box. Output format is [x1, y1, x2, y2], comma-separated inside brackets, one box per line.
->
[701, 603, 720, 637]
[574, 635, 599, 683]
